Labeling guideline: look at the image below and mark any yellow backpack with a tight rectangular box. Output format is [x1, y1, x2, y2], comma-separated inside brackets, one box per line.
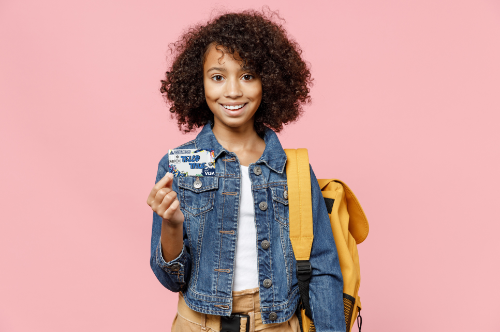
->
[284, 149, 369, 332]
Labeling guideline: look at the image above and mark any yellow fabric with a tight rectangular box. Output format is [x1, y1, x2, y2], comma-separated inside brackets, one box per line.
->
[300, 310, 314, 332]
[317, 179, 369, 244]
[284, 149, 369, 332]
[284, 149, 314, 261]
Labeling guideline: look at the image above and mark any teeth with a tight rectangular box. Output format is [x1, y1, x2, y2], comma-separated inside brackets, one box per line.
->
[223, 104, 245, 110]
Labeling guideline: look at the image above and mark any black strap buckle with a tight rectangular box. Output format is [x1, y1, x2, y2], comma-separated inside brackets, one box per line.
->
[296, 260, 313, 320]
[296, 260, 312, 281]
[221, 313, 250, 332]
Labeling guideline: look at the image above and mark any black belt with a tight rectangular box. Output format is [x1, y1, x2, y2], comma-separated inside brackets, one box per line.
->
[221, 313, 250, 332]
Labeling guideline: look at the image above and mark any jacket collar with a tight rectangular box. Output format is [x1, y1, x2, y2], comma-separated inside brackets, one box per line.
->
[195, 121, 287, 174]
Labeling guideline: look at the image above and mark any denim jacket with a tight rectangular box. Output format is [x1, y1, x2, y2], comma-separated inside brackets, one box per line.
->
[150, 122, 346, 332]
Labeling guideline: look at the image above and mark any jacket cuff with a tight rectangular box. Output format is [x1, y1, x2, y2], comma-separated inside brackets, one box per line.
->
[155, 238, 188, 277]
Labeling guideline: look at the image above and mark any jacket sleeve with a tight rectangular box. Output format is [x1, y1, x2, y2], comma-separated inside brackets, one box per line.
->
[308, 165, 346, 332]
[149, 159, 192, 292]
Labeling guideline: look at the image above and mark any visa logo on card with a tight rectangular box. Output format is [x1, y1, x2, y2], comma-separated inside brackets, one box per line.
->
[168, 149, 215, 177]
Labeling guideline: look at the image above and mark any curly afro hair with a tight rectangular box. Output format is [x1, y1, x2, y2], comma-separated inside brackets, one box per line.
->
[160, 7, 313, 134]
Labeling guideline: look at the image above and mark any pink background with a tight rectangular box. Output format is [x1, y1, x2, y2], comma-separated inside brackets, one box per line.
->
[1, 0, 499, 331]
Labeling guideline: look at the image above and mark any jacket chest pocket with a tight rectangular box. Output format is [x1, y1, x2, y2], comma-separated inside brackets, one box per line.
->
[178, 176, 218, 217]
[270, 186, 289, 226]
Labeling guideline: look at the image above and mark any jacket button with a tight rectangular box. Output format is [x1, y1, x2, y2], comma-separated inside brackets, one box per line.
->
[193, 177, 202, 189]
[283, 190, 288, 200]
[263, 278, 272, 288]
[169, 263, 180, 271]
[269, 312, 277, 321]
[253, 166, 262, 175]
[261, 240, 270, 250]
[259, 202, 268, 211]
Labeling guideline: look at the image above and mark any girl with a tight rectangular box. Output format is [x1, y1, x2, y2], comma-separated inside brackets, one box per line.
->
[147, 9, 346, 332]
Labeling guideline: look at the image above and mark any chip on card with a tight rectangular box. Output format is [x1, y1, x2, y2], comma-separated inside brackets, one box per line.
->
[168, 149, 215, 177]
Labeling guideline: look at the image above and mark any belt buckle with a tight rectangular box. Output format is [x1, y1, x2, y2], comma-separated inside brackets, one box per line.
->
[221, 313, 250, 332]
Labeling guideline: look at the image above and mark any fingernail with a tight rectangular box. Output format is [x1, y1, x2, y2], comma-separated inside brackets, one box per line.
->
[167, 173, 173, 179]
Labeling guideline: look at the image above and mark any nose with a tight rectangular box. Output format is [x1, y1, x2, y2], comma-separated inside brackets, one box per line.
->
[223, 78, 243, 99]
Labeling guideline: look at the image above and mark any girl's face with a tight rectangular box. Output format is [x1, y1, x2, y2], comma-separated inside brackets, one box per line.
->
[203, 44, 262, 131]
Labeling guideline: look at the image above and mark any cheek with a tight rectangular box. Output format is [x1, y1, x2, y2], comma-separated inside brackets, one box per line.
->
[203, 80, 220, 115]
[203, 78, 216, 102]
[246, 82, 263, 101]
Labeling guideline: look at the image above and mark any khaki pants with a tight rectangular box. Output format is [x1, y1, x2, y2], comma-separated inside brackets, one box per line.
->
[172, 287, 301, 332]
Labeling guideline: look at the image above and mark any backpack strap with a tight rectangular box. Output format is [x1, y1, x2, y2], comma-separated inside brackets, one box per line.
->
[284, 148, 314, 320]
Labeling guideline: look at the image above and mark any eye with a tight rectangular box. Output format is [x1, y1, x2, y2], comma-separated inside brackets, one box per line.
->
[211, 75, 224, 82]
[242, 74, 254, 81]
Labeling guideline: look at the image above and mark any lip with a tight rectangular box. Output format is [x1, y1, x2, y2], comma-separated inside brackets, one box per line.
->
[219, 102, 248, 117]
[219, 102, 248, 106]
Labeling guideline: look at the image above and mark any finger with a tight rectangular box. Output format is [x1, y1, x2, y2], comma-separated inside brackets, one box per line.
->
[161, 172, 174, 189]
[163, 198, 181, 221]
[157, 191, 178, 216]
[147, 172, 174, 206]
[150, 187, 173, 210]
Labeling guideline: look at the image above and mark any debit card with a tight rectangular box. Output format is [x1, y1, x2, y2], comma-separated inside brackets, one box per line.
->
[168, 149, 215, 177]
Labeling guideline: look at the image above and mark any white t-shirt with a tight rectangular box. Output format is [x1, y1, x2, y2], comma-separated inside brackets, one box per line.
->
[232, 165, 259, 291]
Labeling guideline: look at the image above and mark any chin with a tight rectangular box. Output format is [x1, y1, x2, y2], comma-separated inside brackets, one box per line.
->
[220, 117, 249, 128]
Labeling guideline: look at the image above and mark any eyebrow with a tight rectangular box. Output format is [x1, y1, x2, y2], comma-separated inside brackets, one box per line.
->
[206, 67, 227, 73]
[206, 66, 253, 74]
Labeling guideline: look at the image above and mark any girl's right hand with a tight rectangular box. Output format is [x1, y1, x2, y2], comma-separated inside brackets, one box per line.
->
[146, 172, 184, 227]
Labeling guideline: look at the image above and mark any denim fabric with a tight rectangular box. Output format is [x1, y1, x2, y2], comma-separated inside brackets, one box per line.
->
[150, 122, 346, 332]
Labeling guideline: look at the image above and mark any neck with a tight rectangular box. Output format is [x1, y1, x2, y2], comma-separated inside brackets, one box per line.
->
[211, 118, 266, 166]
[211, 118, 262, 152]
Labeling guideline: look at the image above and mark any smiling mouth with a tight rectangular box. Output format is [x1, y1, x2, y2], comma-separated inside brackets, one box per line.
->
[221, 103, 247, 110]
